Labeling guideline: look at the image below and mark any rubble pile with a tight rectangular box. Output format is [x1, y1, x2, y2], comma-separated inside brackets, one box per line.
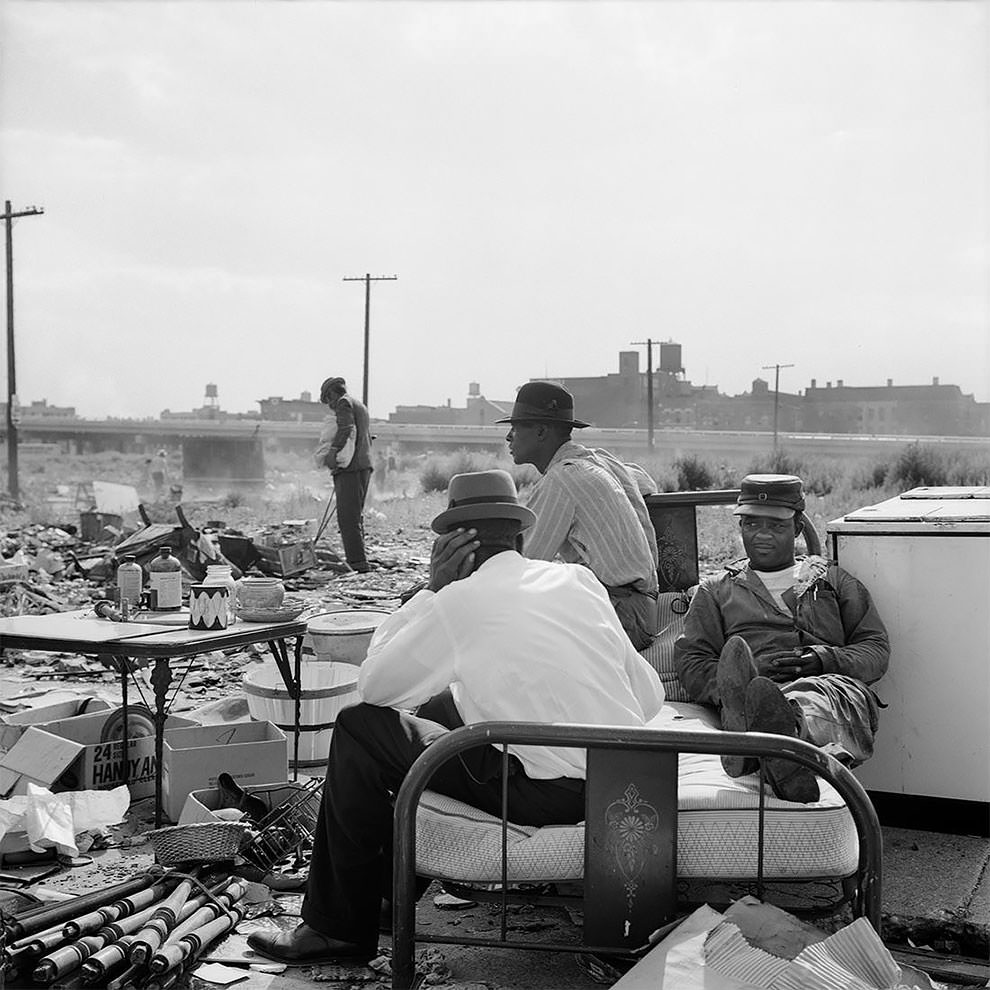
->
[0, 496, 436, 710]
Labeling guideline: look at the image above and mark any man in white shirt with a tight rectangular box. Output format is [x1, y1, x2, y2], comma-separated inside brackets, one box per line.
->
[248, 470, 665, 967]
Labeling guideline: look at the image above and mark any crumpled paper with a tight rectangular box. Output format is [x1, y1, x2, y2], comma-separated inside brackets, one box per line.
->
[611, 900, 936, 990]
[0, 783, 130, 858]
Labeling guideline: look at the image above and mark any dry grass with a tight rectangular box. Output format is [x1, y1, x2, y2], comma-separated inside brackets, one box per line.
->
[3, 442, 983, 573]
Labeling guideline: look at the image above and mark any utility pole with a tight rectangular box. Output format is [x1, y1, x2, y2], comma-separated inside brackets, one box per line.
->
[342, 273, 398, 408]
[3, 201, 44, 501]
[761, 362, 794, 451]
[630, 338, 658, 449]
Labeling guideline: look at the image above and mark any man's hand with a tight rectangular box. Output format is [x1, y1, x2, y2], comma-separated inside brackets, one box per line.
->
[758, 648, 824, 683]
[428, 529, 480, 593]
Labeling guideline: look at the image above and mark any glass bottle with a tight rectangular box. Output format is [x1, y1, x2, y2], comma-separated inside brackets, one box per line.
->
[148, 546, 182, 610]
[204, 563, 238, 623]
[116, 555, 143, 611]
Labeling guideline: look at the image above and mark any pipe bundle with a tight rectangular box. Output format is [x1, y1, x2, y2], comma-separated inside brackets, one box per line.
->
[1, 869, 247, 989]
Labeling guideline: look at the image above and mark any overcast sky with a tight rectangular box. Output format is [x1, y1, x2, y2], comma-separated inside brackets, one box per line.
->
[1, 1, 987, 422]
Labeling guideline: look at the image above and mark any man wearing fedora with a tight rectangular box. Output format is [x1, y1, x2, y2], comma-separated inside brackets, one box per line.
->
[248, 470, 665, 967]
[500, 381, 660, 650]
[674, 474, 889, 803]
[315, 376, 373, 573]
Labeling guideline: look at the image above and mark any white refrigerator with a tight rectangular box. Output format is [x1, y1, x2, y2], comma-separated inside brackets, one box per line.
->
[827, 486, 990, 804]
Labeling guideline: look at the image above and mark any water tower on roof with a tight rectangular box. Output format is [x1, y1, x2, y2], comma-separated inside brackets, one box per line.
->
[204, 383, 219, 412]
[659, 341, 683, 376]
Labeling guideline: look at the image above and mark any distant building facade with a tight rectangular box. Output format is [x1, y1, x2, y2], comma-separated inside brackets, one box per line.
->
[382, 348, 989, 437]
[554, 350, 803, 431]
[803, 378, 990, 436]
[257, 393, 326, 423]
[0, 398, 77, 419]
[389, 383, 512, 426]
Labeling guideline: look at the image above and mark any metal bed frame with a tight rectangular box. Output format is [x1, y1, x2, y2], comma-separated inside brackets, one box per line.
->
[391, 721, 883, 989]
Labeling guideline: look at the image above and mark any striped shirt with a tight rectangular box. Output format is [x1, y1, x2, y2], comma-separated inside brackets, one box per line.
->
[522, 441, 659, 595]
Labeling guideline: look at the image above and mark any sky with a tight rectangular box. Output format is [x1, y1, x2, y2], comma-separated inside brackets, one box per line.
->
[0, 1, 987, 422]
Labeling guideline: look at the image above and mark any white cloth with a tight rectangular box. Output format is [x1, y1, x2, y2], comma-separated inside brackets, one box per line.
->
[357, 551, 665, 780]
[751, 565, 798, 613]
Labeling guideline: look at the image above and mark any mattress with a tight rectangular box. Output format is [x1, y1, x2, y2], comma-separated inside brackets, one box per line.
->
[414, 702, 860, 883]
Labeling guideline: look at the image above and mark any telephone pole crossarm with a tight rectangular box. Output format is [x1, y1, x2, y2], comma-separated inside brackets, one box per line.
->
[761, 362, 795, 451]
[343, 273, 398, 408]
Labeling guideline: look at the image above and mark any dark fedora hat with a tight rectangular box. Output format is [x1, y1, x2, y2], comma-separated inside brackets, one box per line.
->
[432, 470, 537, 535]
[733, 474, 806, 519]
[495, 382, 590, 428]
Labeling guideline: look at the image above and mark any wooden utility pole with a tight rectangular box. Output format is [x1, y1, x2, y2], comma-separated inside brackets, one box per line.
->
[3, 201, 44, 501]
[761, 362, 794, 450]
[630, 339, 658, 449]
[342, 273, 398, 408]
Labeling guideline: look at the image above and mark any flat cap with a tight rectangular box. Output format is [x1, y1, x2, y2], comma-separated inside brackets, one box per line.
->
[733, 474, 806, 519]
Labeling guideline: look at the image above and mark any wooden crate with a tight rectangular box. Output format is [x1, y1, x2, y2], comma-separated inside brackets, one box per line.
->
[254, 540, 317, 577]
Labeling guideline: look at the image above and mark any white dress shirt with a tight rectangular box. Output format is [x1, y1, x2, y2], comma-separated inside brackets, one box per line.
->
[358, 551, 665, 780]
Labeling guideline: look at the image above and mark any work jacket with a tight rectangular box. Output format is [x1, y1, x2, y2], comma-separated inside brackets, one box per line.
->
[323, 393, 373, 475]
[673, 557, 890, 708]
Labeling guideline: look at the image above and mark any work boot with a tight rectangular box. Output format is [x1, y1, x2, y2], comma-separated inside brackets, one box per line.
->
[716, 636, 759, 777]
[744, 677, 820, 804]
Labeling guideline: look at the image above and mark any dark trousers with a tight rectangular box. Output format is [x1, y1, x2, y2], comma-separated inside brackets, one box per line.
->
[301, 702, 586, 947]
[333, 468, 372, 567]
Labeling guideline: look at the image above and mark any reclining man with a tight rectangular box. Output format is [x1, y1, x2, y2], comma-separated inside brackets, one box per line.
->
[248, 470, 665, 966]
[673, 474, 889, 803]
[501, 381, 660, 650]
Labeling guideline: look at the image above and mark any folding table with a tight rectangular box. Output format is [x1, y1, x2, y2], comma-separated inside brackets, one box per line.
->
[0, 610, 308, 826]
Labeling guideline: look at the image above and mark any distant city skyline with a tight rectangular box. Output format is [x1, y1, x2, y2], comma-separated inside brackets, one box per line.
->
[2, 2, 986, 420]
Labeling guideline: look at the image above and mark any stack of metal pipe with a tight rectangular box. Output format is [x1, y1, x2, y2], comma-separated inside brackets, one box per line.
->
[1, 869, 249, 989]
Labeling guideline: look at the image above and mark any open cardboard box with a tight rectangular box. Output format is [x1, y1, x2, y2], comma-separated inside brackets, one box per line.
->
[0, 707, 196, 800]
[162, 721, 288, 823]
[0, 696, 112, 756]
[178, 779, 315, 826]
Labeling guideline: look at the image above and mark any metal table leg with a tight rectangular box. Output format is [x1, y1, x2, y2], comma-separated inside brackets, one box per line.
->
[150, 658, 172, 828]
[267, 636, 303, 782]
[116, 654, 129, 787]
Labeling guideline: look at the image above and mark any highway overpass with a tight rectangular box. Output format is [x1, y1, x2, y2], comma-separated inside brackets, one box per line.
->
[6, 416, 988, 463]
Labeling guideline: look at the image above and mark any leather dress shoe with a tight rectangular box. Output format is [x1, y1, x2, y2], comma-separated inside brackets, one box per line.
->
[745, 677, 820, 804]
[247, 923, 377, 966]
[717, 636, 759, 777]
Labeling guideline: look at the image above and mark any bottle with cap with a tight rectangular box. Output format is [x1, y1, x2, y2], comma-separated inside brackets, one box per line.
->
[116, 555, 143, 612]
[147, 546, 182, 610]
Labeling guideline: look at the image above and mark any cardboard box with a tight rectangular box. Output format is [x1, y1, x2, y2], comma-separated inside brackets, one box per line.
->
[0, 696, 112, 755]
[0, 708, 196, 800]
[162, 721, 287, 823]
[178, 780, 315, 826]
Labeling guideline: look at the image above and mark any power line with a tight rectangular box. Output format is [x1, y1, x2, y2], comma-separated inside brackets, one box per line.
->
[3, 201, 44, 501]
[761, 362, 795, 451]
[342, 274, 398, 408]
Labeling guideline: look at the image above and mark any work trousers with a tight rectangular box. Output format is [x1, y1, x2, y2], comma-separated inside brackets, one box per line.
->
[333, 468, 372, 568]
[783, 674, 882, 767]
[300, 702, 586, 948]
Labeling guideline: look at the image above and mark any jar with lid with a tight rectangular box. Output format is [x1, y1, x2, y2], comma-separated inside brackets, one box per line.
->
[116, 555, 143, 612]
[148, 547, 182, 610]
[204, 563, 238, 623]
